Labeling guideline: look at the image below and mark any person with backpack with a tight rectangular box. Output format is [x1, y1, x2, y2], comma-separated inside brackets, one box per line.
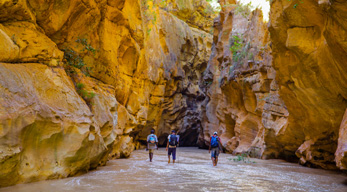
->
[166, 130, 179, 164]
[147, 129, 158, 162]
[209, 131, 222, 166]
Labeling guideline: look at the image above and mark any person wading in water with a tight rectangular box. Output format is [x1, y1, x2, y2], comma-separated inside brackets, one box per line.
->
[209, 131, 222, 166]
[147, 129, 158, 162]
[166, 130, 179, 164]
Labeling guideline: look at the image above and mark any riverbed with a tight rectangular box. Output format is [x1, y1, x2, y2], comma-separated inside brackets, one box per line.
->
[1, 147, 347, 192]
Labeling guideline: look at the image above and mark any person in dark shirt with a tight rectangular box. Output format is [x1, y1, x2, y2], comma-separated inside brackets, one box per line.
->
[166, 130, 179, 164]
[209, 132, 222, 166]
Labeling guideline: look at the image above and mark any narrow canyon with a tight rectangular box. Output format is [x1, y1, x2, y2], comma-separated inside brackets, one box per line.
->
[0, 0, 347, 188]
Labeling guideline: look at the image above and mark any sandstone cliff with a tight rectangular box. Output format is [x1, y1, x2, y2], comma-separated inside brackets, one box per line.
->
[201, 0, 347, 170]
[0, 0, 213, 187]
[269, 0, 347, 169]
[1, 0, 346, 187]
[200, 0, 288, 158]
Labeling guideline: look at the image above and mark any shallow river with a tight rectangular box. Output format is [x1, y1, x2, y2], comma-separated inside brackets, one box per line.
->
[2, 147, 347, 192]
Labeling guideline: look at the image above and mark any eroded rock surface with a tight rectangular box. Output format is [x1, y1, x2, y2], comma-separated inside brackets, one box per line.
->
[0, 64, 105, 186]
[201, 0, 347, 170]
[0, 0, 214, 187]
[200, 1, 289, 160]
[269, 0, 347, 169]
[336, 109, 347, 170]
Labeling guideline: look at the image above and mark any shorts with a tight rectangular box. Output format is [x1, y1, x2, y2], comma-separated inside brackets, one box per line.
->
[211, 147, 219, 158]
[168, 148, 177, 160]
[148, 149, 154, 153]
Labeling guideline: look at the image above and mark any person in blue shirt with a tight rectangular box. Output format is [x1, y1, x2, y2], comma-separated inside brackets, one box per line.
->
[209, 132, 222, 166]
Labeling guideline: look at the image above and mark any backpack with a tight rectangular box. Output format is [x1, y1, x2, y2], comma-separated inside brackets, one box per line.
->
[210, 136, 219, 148]
[169, 134, 177, 146]
[148, 134, 156, 144]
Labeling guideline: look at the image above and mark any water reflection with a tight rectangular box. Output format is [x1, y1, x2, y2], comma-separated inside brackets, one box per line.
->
[1, 148, 346, 192]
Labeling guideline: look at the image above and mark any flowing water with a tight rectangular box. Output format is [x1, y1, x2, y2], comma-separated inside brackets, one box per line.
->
[2, 147, 347, 192]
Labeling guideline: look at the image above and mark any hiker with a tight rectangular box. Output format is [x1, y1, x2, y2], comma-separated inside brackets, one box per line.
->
[166, 130, 179, 164]
[147, 129, 158, 162]
[209, 131, 222, 166]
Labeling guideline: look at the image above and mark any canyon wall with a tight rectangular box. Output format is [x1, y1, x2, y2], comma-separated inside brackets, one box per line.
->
[1, 0, 346, 187]
[200, 0, 289, 159]
[201, 0, 347, 170]
[269, 0, 347, 169]
[0, 0, 213, 187]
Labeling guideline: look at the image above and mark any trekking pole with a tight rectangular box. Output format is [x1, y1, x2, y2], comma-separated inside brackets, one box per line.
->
[177, 135, 180, 164]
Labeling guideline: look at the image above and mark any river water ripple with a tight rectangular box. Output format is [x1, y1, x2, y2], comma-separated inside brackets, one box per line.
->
[1, 147, 347, 192]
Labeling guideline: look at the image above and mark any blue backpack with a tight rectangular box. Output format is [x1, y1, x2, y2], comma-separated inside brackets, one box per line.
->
[148, 134, 156, 143]
[210, 136, 219, 148]
[169, 134, 178, 146]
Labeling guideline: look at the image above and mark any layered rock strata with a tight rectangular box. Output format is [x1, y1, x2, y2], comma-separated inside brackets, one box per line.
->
[200, 0, 289, 159]
[269, 0, 347, 169]
[0, 0, 213, 187]
[201, 0, 347, 170]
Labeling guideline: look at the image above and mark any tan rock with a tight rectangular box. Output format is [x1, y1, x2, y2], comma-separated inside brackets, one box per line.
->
[0, 22, 63, 65]
[0, 63, 105, 186]
[201, 0, 347, 171]
[200, 6, 286, 160]
[336, 109, 347, 170]
[0, 0, 214, 186]
[269, 0, 347, 168]
[0, 29, 19, 62]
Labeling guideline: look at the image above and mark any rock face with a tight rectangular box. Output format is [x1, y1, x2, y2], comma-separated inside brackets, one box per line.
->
[200, 0, 289, 159]
[2, 0, 345, 187]
[336, 109, 347, 169]
[269, 0, 347, 169]
[201, 0, 347, 170]
[0, 0, 213, 187]
[0, 64, 108, 186]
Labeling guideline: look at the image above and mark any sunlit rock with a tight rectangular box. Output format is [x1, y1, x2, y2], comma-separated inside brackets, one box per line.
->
[336, 109, 347, 170]
[269, 0, 347, 169]
[0, 63, 106, 186]
[0, 0, 214, 187]
[200, 2, 289, 160]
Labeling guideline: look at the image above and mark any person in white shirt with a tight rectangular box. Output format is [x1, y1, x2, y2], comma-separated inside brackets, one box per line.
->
[147, 129, 158, 162]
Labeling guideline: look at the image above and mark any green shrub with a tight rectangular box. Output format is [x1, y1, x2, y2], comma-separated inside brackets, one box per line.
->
[75, 82, 96, 107]
[228, 152, 256, 163]
[230, 34, 244, 62]
[286, 0, 304, 8]
[248, 52, 254, 60]
[234, 2, 253, 18]
[76, 82, 85, 90]
[63, 37, 96, 76]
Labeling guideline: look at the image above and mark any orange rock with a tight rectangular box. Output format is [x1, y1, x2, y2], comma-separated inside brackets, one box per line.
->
[200, 5, 286, 159]
[269, 0, 347, 168]
[336, 109, 347, 170]
[0, 0, 214, 186]
[0, 63, 105, 186]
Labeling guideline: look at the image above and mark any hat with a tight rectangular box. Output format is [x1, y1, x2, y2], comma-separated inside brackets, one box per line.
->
[213, 131, 218, 135]
[151, 129, 155, 133]
[171, 130, 176, 133]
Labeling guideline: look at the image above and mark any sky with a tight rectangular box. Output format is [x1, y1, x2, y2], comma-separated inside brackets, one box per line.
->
[210, 0, 270, 21]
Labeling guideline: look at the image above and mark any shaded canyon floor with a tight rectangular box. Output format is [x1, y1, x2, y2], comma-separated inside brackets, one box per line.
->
[1, 148, 347, 192]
